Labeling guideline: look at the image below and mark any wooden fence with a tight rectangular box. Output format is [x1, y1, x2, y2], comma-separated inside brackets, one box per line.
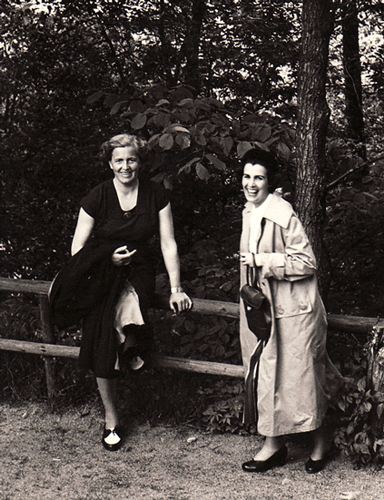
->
[0, 277, 382, 398]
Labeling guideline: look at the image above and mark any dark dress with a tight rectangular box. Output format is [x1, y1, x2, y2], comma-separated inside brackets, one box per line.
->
[49, 179, 169, 378]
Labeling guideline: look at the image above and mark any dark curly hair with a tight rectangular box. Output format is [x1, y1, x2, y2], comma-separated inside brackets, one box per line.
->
[238, 148, 280, 193]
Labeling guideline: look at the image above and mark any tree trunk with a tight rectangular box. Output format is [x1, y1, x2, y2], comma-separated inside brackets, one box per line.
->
[158, 0, 174, 86]
[183, 0, 206, 94]
[295, 0, 335, 284]
[342, 0, 365, 159]
[367, 321, 384, 393]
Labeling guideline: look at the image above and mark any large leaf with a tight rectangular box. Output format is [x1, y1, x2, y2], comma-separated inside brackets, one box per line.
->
[159, 133, 174, 150]
[177, 98, 194, 108]
[175, 133, 191, 150]
[148, 112, 170, 128]
[86, 91, 104, 105]
[110, 101, 128, 116]
[276, 141, 291, 161]
[205, 153, 226, 171]
[257, 125, 272, 142]
[164, 124, 190, 134]
[196, 163, 210, 180]
[178, 157, 201, 176]
[131, 113, 147, 130]
[195, 133, 207, 146]
[222, 136, 234, 156]
[237, 141, 252, 157]
[130, 100, 146, 113]
[151, 172, 166, 183]
[148, 133, 160, 148]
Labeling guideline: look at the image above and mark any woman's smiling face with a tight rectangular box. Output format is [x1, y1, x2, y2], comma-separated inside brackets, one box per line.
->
[242, 163, 269, 207]
[109, 146, 140, 186]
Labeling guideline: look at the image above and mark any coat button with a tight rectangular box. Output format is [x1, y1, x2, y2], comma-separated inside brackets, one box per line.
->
[277, 307, 284, 315]
[299, 303, 307, 310]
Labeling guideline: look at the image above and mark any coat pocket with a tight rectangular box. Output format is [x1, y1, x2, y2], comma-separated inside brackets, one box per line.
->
[272, 280, 313, 319]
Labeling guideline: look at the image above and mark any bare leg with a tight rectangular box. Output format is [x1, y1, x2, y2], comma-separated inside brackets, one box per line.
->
[310, 424, 328, 460]
[253, 435, 285, 461]
[96, 377, 119, 430]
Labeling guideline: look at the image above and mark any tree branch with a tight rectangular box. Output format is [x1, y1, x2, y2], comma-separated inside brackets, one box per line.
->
[326, 155, 384, 191]
[94, 11, 126, 86]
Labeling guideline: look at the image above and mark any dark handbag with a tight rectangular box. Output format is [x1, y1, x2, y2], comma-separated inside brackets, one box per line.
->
[240, 266, 271, 341]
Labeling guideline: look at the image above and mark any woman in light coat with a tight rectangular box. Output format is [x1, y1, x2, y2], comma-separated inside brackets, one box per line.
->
[239, 148, 341, 474]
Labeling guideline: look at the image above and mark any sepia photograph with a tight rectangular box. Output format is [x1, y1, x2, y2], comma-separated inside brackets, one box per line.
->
[1, 1, 384, 498]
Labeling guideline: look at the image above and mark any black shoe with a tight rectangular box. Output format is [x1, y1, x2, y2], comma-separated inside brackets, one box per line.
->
[242, 445, 287, 473]
[305, 456, 328, 474]
[102, 427, 122, 452]
[120, 326, 152, 373]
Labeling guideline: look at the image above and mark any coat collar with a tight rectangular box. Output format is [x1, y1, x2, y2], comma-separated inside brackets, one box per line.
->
[244, 192, 293, 229]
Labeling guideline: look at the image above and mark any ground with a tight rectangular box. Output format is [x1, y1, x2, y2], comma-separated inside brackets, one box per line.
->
[0, 401, 383, 500]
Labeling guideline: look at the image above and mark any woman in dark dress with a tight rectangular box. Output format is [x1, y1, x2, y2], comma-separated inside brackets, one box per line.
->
[51, 133, 192, 451]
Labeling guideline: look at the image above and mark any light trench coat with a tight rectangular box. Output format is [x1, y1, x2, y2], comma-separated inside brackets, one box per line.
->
[239, 192, 340, 437]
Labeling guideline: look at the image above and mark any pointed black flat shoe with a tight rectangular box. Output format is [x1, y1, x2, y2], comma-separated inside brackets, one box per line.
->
[305, 456, 328, 474]
[119, 339, 152, 373]
[242, 445, 287, 473]
[102, 426, 122, 452]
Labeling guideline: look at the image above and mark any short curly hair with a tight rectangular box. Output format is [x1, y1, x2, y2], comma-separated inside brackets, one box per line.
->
[238, 148, 280, 193]
[100, 134, 148, 162]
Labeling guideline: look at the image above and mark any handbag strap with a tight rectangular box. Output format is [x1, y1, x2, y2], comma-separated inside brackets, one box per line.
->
[246, 265, 256, 287]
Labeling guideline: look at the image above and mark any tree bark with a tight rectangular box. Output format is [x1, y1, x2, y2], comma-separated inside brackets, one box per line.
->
[295, 0, 335, 281]
[158, 0, 174, 85]
[183, 0, 206, 94]
[342, 0, 365, 156]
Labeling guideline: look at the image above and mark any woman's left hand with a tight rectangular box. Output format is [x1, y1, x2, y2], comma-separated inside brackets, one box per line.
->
[170, 291, 193, 315]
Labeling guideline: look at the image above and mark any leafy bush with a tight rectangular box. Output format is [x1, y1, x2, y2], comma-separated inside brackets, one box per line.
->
[200, 380, 246, 434]
[334, 377, 384, 467]
[333, 333, 384, 467]
[0, 297, 47, 400]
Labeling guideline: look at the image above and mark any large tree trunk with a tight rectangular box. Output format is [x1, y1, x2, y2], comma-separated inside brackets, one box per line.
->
[342, 0, 365, 153]
[295, 0, 335, 284]
[183, 0, 206, 94]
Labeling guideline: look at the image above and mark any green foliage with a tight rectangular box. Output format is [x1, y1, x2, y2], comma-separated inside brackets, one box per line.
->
[334, 376, 384, 467]
[87, 83, 295, 185]
[324, 151, 384, 315]
[330, 331, 384, 467]
[0, 296, 40, 342]
[0, 297, 47, 400]
[200, 380, 245, 434]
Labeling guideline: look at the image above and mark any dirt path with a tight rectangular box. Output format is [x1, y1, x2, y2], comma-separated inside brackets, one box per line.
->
[0, 401, 383, 500]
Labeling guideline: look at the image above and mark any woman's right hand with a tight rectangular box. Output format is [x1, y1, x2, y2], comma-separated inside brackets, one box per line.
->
[240, 252, 255, 267]
[111, 246, 137, 266]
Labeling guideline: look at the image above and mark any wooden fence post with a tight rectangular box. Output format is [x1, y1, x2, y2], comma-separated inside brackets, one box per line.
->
[39, 295, 56, 399]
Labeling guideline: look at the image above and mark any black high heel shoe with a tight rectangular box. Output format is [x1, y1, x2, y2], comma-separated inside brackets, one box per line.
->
[242, 445, 287, 473]
[102, 426, 122, 452]
[305, 454, 329, 473]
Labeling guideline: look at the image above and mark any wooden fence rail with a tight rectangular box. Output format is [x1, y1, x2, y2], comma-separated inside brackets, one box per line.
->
[0, 277, 382, 398]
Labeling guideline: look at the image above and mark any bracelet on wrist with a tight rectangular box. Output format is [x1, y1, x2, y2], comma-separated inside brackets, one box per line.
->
[171, 286, 183, 294]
